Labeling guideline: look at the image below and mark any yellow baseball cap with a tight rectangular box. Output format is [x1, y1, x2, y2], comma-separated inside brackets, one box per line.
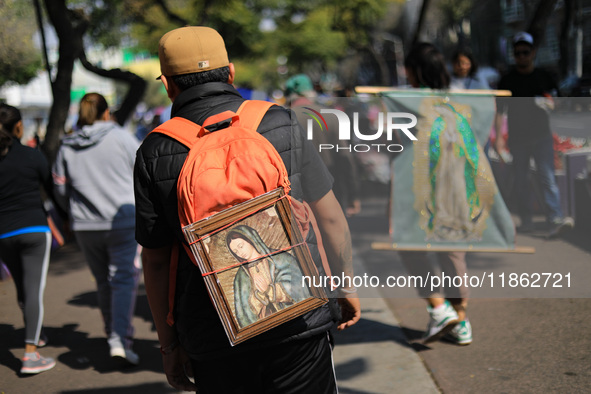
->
[157, 26, 229, 79]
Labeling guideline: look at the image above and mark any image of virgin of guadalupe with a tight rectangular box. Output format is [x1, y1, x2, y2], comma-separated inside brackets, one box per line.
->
[413, 100, 495, 242]
[226, 225, 310, 328]
[428, 103, 481, 240]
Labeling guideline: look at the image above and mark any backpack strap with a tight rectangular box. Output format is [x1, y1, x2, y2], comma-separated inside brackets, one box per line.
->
[150, 101, 275, 144]
[236, 100, 334, 286]
[148, 117, 203, 326]
[197, 111, 240, 137]
[149, 117, 202, 148]
[235, 100, 276, 130]
[291, 199, 334, 286]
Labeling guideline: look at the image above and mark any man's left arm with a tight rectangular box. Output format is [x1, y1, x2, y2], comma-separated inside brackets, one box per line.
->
[286, 106, 360, 329]
[309, 190, 361, 330]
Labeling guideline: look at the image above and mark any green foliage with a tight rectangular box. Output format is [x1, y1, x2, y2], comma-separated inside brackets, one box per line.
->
[232, 57, 277, 90]
[0, 0, 43, 86]
[65, 0, 399, 91]
[272, 6, 347, 70]
[438, 0, 474, 28]
[207, 1, 265, 59]
[329, 0, 392, 47]
[126, 1, 183, 53]
[116, 79, 168, 109]
[87, 1, 135, 49]
[73, 0, 176, 52]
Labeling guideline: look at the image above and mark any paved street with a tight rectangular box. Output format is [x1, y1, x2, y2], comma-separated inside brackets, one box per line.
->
[550, 109, 591, 138]
[349, 193, 591, 393]
[1, 190, 590, 393]
[0, 206, 437, 394]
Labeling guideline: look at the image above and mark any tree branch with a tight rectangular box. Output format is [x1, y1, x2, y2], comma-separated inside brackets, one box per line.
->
[42, 0, 88, 164]
[79, 51, 147, 126]
[412, 0, 432, 46]
[197, 0, 217, 25]
[153, 0, 189, 26]
[528, 0, 559, 49]
[33, 0, 52, 80]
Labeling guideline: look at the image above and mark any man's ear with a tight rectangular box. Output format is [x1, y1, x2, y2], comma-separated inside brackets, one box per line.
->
[161, 75, 180, 101]
[227, 63, 235, 85]
[101, 109, 111, 121]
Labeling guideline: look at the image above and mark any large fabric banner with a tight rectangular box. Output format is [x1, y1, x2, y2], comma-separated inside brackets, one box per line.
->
[381, 90, 515, 250]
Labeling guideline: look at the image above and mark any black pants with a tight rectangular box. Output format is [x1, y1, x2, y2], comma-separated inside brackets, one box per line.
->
[0, 231, 51, 345]
[190, 333, 337, 394]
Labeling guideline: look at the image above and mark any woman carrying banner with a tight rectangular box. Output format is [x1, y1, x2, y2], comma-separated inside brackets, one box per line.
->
[400, 42, 472, 345]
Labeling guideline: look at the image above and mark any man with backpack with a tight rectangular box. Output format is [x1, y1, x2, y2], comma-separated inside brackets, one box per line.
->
[134, 26, 360, 393]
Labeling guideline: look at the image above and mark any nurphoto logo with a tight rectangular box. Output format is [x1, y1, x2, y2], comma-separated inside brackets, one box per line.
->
[304, 107, 418, 153]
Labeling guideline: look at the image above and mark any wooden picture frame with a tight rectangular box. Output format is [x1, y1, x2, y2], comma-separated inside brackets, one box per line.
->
[183, 188, 328, 346]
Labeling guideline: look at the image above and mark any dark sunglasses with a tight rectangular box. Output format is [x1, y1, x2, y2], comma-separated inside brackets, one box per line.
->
[514, 50, 531, 57]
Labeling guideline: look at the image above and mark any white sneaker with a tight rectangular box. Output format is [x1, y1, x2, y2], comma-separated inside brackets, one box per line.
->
[445, 319, 473, 345]
[547, 217, 574, 239]
[423, 300, 460, 344]
[110, 345, 140, 366]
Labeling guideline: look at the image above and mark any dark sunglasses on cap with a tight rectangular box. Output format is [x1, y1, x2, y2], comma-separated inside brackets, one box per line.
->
[514, 50, 531, 57]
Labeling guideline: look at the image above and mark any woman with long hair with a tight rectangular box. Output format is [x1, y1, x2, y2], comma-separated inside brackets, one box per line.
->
[0, 104, 55, 374]
[52, 93, 141, 365]
[404, 42, 451, 89]
[450, 48, 489, 90]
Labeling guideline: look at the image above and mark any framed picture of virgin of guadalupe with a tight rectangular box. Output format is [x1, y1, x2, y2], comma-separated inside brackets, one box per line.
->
[182, 188, 328, 346]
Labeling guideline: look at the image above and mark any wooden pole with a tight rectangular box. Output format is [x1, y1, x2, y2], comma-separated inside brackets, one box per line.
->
[354, 86, 512, 96]
[371, 242, 535, 254]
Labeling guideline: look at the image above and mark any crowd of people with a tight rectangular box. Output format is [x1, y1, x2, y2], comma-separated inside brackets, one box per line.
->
[0, 25, 577, 394]
[2, 92, 142, 374]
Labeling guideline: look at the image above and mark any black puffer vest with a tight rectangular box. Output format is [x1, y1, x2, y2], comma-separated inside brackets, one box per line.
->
[138, 83, 337, 359]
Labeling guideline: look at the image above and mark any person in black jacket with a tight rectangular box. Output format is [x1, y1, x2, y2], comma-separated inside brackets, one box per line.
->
[0, 104, 56, 374]
[495, 32, 574, 237]
[134, 26, 360, 393]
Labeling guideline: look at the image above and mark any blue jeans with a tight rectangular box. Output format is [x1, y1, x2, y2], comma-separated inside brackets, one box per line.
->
[75, 229, 141, 349]
[511, 137, 563, 224]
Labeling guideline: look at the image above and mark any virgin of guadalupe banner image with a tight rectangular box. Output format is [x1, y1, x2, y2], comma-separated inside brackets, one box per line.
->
[381, 91, 515, 250]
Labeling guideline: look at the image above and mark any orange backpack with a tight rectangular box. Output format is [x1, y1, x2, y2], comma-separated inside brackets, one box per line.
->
[150, 100, 330, 325]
